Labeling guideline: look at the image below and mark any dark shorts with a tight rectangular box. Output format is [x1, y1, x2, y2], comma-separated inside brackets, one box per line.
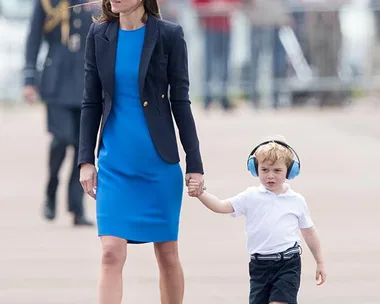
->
[249, 255, 301, 304]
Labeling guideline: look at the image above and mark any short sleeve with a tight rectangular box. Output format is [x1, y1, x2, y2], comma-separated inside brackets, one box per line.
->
[227, 188, 252, 217]
[298, 197, 314, 228]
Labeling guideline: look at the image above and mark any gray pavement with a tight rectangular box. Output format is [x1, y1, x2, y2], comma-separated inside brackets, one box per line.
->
[0, 102, 379, 303]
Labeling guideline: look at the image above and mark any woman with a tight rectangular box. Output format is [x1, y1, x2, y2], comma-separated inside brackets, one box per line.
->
[78, 0, 204, 303]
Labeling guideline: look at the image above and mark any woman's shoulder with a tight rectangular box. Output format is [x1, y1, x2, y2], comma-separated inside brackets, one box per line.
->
[156, 18, 185, 51]
[157, 18, 183, 38]
[90, 20, 116, 35]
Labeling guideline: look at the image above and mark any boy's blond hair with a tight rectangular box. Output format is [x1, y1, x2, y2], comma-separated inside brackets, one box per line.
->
[254, 136, 294, 167]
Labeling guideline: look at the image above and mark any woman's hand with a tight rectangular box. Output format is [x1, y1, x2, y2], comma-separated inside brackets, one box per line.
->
[185, 173, 204, 197]
[80, 163, 97, 199]
[187, 179, 201, 197]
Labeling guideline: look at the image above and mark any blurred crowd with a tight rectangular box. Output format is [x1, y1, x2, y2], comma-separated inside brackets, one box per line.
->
[1, 0, 380, 111]
[167, 0, 374, 110]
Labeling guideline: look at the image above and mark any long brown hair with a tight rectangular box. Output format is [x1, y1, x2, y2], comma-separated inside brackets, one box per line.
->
[95, 0, 161, 23]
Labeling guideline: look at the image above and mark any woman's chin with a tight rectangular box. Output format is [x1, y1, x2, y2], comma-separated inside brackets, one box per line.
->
[111, 8, 121, 14]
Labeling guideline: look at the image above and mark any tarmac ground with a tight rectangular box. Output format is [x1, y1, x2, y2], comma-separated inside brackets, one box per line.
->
[1, 101, 379, 303]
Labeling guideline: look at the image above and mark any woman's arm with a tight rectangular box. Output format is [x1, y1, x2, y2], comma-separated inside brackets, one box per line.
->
[77, 23, 103, 168]
[167, 25, 203, 175]
[24, 0, 45, 89]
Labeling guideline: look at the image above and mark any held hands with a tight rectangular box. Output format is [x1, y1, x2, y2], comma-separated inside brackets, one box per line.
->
[316, 262, 326, 286]
[187, 178, 204, 197]
[79, 163, 97, 199]
[185, 173, 205, 197]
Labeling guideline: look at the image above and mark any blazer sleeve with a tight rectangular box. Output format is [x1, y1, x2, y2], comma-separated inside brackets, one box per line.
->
[77, 23, 103, 167]
[168, 25, 204, 174]
[24, 0, 46, 87]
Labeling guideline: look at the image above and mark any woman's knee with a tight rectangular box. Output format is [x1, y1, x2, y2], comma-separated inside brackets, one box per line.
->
[154, 241, 180, 268]
[101, 236, 127, 267]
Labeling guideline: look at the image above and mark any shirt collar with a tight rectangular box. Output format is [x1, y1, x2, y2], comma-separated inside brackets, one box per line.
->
[258, 183, 297, 197]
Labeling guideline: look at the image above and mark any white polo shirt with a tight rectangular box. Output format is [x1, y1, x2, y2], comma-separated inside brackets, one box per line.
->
[228, 184, 313, 255]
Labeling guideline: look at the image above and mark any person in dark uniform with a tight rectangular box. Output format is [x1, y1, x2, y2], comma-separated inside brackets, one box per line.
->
[23, 0, 96, 226]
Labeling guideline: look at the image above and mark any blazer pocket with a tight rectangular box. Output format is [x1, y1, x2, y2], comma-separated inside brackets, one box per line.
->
[157, 92, 171, 116]
[159, 54, 168, 66]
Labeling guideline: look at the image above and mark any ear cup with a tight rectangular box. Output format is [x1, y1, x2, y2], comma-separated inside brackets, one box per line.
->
[287, 160, 300, 180]
[247, 140, 301, 179]
[247, 156, 258, 177]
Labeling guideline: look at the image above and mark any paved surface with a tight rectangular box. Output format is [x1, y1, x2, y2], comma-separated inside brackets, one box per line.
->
[1, 101, 380, 304]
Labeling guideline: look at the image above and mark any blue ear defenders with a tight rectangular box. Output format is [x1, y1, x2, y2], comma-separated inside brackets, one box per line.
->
[246, 140, 301, 180]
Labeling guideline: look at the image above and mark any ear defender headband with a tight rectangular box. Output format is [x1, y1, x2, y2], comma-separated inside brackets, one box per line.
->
[246, 140, 301, 180]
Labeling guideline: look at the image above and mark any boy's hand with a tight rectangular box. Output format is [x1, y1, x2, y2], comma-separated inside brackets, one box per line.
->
[185, 173, 204, 197]
[187, 179, 203, 197]
[316, 262, 326, 286]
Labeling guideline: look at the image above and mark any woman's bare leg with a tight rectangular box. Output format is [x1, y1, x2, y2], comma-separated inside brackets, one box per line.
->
[98, 236, 127, 304]
[154, 241, 184, 304]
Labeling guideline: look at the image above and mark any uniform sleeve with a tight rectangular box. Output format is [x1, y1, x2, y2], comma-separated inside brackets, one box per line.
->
[24, 0, 46, 86]
[298, 197, 314, 228]
[227, 188, 252, 217]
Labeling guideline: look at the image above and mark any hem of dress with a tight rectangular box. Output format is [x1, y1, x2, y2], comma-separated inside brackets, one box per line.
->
[97, 232, 179, 244]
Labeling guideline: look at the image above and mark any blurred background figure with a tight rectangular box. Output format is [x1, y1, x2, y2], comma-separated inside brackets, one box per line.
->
[242, 0, 291, 109]
[22, 0, 97, 226]
[302, 0, 349, 107]
[191, 0, 241, 111]
[370, 0, 380, 75]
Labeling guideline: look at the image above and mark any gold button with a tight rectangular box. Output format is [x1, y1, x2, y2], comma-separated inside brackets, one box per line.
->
[143, 101, 148, 107]
[161, 94, 165, 98]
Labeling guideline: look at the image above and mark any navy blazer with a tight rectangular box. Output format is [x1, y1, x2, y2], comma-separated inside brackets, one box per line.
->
[78, 14, 204, 174]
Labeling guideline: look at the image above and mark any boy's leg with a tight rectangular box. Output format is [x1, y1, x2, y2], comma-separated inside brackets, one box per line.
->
[249, 260, 271, 304]
[269, 255, 301, 304]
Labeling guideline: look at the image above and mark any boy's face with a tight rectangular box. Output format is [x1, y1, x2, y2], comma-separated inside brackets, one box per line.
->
[258, 159, 287, 193]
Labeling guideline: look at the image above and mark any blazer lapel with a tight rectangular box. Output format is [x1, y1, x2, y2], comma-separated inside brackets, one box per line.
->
[95, 15, 158, 102]
[95, 20, 119, 103]
[138, 14, 158, 100]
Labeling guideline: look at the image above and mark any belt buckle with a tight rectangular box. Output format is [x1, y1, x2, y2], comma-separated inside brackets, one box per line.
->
[273, 253, 281, 261]
[283, 253, 294, 260]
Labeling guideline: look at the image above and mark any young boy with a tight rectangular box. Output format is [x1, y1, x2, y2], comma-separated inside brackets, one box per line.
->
[188, 138, 326, 304]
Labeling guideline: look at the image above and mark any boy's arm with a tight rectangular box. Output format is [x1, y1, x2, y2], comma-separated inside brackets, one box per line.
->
[197, 191, 234, 214]
[301, 227, 324, 264]
[301, 226, 327, 285]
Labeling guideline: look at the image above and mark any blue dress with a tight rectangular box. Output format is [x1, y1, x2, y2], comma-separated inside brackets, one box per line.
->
[96, 26, 183, 243]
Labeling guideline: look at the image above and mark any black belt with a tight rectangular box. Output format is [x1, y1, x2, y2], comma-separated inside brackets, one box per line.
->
[251, 244, 302, 261]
